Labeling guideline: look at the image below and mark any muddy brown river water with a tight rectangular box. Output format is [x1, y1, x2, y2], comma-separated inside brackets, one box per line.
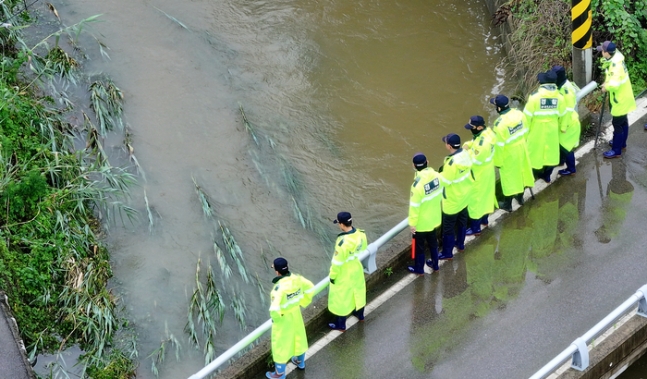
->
[48, 0, 508, 377]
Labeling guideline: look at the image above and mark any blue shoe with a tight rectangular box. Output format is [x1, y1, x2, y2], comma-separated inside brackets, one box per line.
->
[465, 228, 481, 236]
[407, 266, 424, 275]
[329, 323, 346, 331]
[558, 169, 575, 176]
[266, 363, 287, 379]
[425, 259, 439, 272]
[438, 254, 453, 260]
[603, 150, 621, 159]
[291, 354, 306, 370]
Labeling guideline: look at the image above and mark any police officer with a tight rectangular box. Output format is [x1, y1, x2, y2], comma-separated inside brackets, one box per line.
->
[552, 65, 581, 176]
[328, 211, 368, 331]
[598, 41, 637, 158]
[463, 116, 497, 236]
[267, 257, 314, 379]
[524, 70, 566, 183]
[408, 153, 443, 274]
[438, 133, 473, 260]
[490, 95, 534, 212]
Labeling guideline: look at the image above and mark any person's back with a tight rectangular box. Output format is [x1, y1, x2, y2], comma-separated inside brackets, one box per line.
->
[440, 148, 473, 215]
[464, 118, 497, 234]
[328, 212, 367, 331]
[492, 105, 534, 201]
[524, 80, 566, 170]
[410, 167, 443, 232]
[268, 258, 314, 379]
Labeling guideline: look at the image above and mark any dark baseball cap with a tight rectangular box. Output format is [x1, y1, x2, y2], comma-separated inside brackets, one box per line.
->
[333, 211, 352, 224]
[464, 115, 485, 129]
[272, 257, 289, 274]
[551, 65, 567, 87]
[537, 70, 557, 84]
[412, 153, 427, 167]
[596, 41, 616, 53]
[442, 133, 461, 148]
[489, 95, 509, 108]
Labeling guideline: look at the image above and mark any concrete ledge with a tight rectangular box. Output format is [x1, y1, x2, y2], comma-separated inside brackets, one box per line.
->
[555, 314, 647, 379]
[0, 291, 36, 379]
[214, 238, 410, 379]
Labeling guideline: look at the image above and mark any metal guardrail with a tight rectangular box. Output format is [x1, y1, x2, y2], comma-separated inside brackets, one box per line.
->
[188, 81, 600, 379]
[187, 218, 409, 379]
[529, 284, 647, 379]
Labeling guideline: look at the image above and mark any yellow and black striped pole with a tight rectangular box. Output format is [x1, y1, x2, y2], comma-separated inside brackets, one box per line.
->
[572, 0, 592, 87]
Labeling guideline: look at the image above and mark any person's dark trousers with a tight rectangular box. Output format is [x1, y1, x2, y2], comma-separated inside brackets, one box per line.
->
[559, 145, 576, 173]
[352, 307, 365, 321]
[612, 115, 628, 154]
[414, 229, 438, 271]
[469, 214, 489, 231]
[331, 315, 347, 330]
[542, 165, 555, 182]
[441, 207, 468, 257]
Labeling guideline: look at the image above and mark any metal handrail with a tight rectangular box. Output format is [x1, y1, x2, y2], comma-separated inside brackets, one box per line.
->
[528, 284, 647, 379]
[189, 81, 600, 379]
[187, 218, 409, 379]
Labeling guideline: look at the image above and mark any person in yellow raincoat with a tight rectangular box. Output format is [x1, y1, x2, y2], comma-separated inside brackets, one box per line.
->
[524, 70, 566, 183]
[598, 41, 637, 158]
[551, 65, 580, 177]
[328, 211, 368, 331]
[463, 115, 497, 236]
[490, 95, 535, 212]
[438, 133, 474, 259]
[267, 257, 314, 379]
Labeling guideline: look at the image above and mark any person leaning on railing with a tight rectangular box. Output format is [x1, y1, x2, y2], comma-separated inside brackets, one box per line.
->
[266, 258, 314, 379]
[598, 40, 637, 159]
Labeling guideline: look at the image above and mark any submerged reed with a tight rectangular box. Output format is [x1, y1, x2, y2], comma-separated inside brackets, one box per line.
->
[239, 104, 259, 146]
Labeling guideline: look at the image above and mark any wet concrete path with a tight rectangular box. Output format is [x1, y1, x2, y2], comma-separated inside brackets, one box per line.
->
[287, 111, 647, 379]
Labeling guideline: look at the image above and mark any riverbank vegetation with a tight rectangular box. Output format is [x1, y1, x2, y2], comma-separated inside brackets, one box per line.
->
[495, 0, 647, 110]
[0, 1, 136, 377]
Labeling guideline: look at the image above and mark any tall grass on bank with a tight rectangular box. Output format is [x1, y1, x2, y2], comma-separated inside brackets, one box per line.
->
[0, 3, 138, 378]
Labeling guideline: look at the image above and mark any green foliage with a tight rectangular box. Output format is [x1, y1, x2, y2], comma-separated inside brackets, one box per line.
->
[85, 350, 136, 379]
[594, 0, 647, 92]
[0, 4, 137, 377]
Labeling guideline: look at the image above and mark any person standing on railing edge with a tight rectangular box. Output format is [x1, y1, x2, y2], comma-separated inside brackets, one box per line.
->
[266, 257, 314, 379]
[490, 94, 534, 212]
[524, 70, 566, 183]
[463, 116, 497, 236]
[598, 41, 637, 159]
[552, 65, 581, 177]
[328, 211, 368, 331]
[438, 133, 473, 260]
[407, 153, 443, 274]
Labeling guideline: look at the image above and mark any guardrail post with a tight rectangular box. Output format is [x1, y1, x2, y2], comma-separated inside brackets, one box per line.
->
[571, 337, 589, 371]
[362, 243, 378, 274]
[637, 285, 647, 318]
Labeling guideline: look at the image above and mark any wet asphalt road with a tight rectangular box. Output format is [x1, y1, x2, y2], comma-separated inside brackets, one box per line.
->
[288, 114, 647, 379]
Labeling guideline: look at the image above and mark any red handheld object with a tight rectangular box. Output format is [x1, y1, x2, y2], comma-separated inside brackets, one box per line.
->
[411, 237, 415, 259]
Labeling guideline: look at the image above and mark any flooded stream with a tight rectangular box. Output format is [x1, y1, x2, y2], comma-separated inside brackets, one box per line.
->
[50, 0, 508, 377]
